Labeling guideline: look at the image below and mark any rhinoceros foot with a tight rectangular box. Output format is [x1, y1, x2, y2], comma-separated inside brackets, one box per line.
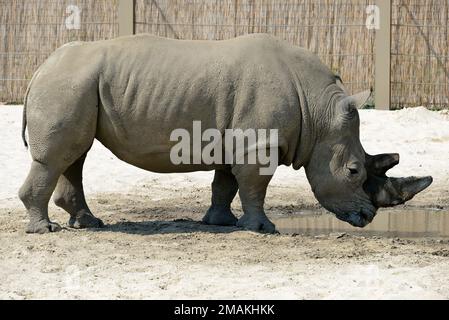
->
[69, 213, 104, 229]
[202, 205, 238, 226]
[237, 213, 277, 234]
[26, 219, 62, 234]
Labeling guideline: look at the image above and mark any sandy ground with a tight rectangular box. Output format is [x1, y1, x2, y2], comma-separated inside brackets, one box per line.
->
[1, 105, 449, 300]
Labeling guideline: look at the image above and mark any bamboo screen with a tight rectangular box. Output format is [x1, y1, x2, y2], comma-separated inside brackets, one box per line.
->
[135, 0, 376, 97]
[391, 0, 449, 109]
[1, 0, 448, 109]
[0, 0, 118, 103]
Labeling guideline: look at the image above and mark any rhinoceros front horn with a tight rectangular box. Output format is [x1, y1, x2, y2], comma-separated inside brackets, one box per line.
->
[364, 175, 433, 208]
[365, 153, 400, 176]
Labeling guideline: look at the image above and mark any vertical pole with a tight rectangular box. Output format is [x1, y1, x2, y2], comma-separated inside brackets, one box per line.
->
[118, 0, 135, 37]
[375, 0, 391, 110]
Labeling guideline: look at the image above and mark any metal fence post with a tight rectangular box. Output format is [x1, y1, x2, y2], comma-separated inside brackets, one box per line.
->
[118, 0, 135, 36]
[375, 0, 392, 110]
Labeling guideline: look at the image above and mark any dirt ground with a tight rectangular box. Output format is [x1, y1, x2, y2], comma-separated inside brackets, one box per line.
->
[1, 106, 449, 299]
[1, 183, 449, 300]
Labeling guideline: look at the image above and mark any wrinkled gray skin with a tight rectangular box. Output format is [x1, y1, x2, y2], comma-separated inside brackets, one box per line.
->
[19, 34, 432, 234]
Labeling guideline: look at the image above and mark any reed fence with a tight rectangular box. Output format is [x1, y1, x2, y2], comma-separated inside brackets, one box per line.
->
[0, 0, 118, 102]
[0, 0, 447, 109]
[391, 0, 448, 109]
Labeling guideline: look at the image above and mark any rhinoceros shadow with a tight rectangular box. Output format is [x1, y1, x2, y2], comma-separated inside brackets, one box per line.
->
[94, 219, 241, 236]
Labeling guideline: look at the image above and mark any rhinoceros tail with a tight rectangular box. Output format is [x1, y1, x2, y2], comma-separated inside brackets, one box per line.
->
[21, 86, 29, 149]
[22, 64, 43, 149]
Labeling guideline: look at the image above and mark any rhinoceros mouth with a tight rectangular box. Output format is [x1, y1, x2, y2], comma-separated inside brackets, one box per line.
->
[336, 208, 376, 228]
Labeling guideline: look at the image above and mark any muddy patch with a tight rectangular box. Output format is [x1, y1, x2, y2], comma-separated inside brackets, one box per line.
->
[272, 208, 449, 238]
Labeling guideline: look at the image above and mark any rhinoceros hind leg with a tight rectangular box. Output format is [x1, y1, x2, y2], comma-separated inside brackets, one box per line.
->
[232, 165, 276, 234]
[19, 161, 63, 234]
[202, 169, 238, 226]
[53, 153, 104, 229]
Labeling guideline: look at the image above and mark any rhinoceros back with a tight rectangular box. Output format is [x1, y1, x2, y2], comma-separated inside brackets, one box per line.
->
[26, 34, 337, 173]
[91, 34, 305, 171]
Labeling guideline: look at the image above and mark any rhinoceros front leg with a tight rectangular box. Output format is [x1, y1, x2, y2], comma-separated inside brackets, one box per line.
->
[232, 164, 276, 234]
[202, 168, 239, 226]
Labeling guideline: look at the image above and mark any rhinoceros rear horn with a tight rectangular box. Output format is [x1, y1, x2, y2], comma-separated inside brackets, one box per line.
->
[366, 153, 400, 176]
[365, 175, 433, 208]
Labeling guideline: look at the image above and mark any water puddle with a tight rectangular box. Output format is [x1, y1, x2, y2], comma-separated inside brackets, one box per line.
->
[272, 208, 449, 238]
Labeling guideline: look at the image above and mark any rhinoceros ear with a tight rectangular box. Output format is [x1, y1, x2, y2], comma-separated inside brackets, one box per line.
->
[349, 90, 372, 109]
[336, 75, 348, 94]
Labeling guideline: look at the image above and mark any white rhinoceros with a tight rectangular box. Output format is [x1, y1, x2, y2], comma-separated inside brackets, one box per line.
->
[19, 34, 432, 234]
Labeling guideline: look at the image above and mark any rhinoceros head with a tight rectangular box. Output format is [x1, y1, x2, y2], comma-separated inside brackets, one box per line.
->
[304, 94, 432, 228]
